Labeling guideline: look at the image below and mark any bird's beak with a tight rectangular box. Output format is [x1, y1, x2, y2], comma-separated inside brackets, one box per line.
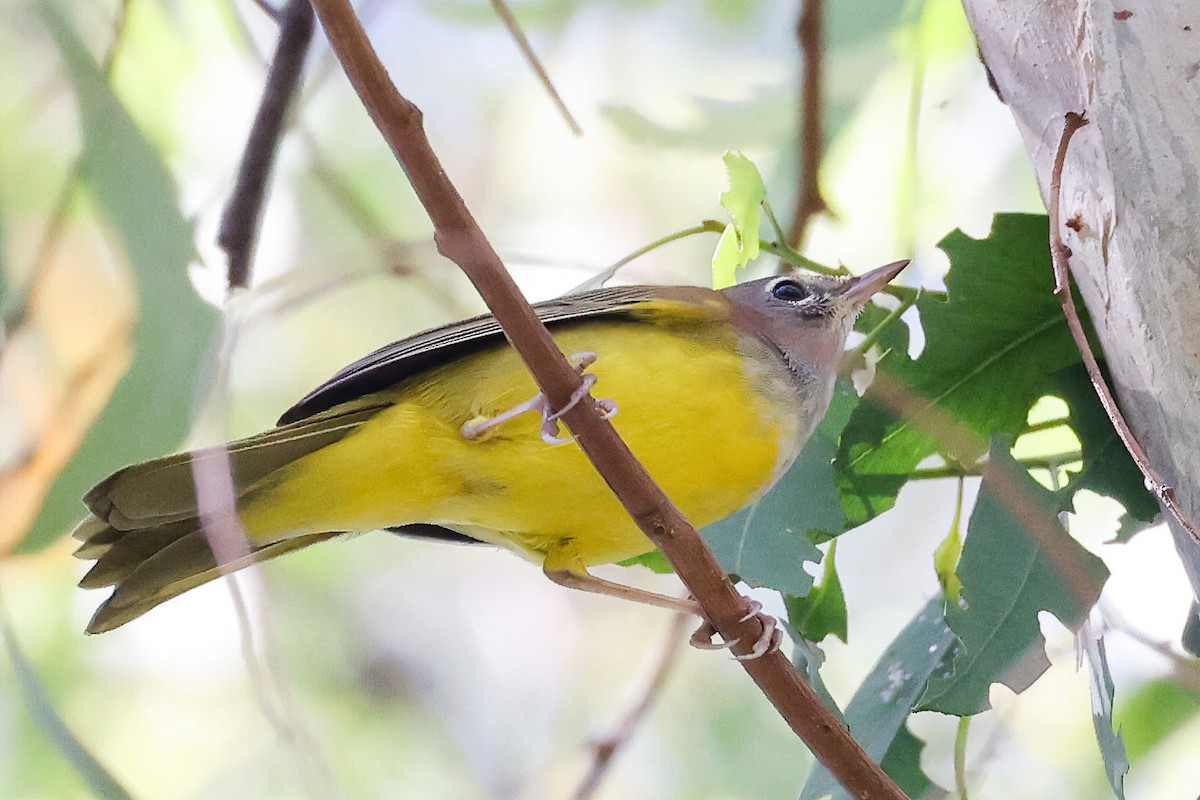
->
[838, 260, 910, 307]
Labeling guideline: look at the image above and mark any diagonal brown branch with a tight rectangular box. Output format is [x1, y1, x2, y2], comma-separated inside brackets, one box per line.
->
[1049, 111, 1200, 548]
[305, 1, 905, 797]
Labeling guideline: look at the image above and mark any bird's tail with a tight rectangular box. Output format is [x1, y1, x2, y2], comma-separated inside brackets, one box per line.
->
[73, 403, 387, 633]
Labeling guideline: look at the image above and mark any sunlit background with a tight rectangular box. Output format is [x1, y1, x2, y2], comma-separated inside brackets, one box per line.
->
[1, 0, 1198, 798]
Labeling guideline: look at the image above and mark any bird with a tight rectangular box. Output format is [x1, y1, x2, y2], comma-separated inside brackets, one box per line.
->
[72, 260, 907, 635]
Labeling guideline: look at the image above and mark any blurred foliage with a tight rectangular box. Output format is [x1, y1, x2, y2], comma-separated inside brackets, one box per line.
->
[0, 606, 132, 800]
[1117, 677, 1200, 761]
[16, 6, 217, 552]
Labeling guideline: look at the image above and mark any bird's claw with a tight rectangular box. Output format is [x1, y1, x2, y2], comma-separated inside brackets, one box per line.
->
[688, 600, 784, 661]
[460, 351, 617, 444]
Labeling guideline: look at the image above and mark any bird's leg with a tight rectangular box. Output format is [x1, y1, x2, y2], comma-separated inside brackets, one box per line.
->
[459, 351, 617, 444]
[542, 547, 701, 614]
[543, 546, 783, 660]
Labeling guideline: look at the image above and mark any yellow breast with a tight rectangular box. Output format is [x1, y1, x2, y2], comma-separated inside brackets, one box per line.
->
[239, 315, 805, 567]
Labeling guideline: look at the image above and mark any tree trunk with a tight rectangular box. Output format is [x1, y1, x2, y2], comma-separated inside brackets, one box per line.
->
[962, 0, 1200, 651]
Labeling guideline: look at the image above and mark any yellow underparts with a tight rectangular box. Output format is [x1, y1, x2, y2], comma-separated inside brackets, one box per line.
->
[236, 316, 801, 568]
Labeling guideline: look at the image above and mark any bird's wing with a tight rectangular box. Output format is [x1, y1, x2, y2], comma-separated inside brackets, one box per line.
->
[277, 284, 725, 424]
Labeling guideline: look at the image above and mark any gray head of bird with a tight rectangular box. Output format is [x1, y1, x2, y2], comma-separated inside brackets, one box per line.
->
[721, 259, 909, 379]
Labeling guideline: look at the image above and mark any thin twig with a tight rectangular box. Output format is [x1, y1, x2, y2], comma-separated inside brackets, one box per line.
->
[490, 0, 582, 136]
[204, 4, 339, 792]
[1048, 111, 1200, 547]
[191, 317, 342, 800]
[248, 0, 282, 21]
[1100, 600, 1200, 694]
[845, 287, 921, 363]
[787, 0, 828, 247]
[572, 611, 690, 800]
[306, 2, 906, 797]
[1023, 416, 1071, 435]
[896, 3, 927, 258]
[218, 0, 315, 289]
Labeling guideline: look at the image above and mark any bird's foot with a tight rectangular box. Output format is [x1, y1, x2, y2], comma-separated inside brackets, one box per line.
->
[688, 600, 784, 661]
[459, 351, 617, 444]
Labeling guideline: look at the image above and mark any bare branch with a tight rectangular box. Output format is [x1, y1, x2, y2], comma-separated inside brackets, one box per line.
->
[787, 0, 828, 247]
[218, 0, 315, 289]
[572, 611, 690, 800]
[1049, 111, 1200, 547]
[490, 0, 582, 136]
[305, 1, 906, 796]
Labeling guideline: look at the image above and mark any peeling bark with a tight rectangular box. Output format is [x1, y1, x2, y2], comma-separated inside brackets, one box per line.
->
[963, 0, 1200, 649]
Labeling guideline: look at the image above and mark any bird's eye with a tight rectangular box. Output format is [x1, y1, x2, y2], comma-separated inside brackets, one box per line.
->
[771, 280, 809, 302]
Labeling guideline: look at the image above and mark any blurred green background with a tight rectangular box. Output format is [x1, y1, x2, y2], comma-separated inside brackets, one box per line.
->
[1, 1, 1198, 798]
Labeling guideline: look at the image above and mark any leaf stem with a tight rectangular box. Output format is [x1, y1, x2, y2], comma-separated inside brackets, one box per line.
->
[908, 451, 1083, 481]
[761, 199, 791, 247]
[581, 222, 725, 289]
[1022, 416, 1071, 435]
[954, 714, 970, 799]
[848, 287, 921, 361]
[758, 238, 844, 276]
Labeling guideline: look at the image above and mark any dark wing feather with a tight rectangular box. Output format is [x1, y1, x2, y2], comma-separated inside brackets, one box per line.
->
[278, 285, 698, 425]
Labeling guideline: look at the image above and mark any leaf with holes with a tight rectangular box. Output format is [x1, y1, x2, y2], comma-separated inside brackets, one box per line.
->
[917, 443, 1109, 716]
[785, 540, 847, 644]
[836, 214, 1083, 528]
[1051, 363, 1159, 541]
[800, 596, 956, 800]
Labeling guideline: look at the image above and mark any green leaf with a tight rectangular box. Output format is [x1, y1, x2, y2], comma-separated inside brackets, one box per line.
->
[932, 482, 964, 601]
[711, 224, 742, 290]
[700, 487, 822, 597]
[917, 442, 1109, 716]
[1, 611, 134, 800]
[799, 379, 858, 541]
[701, 381, 857, 594]
[1081, 624, 1128, 799]
[21, 8, 218, 551]
[785, 540, 848, 644]
[711, 151, 765, 288]
[837, 214, 1082, 527]
[880, 725, 944, 800]
[836, 298, 915, 529]
[1117, 678, 1200, 761]
[800, 596, 956, 800]
[1051, 363, 1159, 540]
[790, 638, 845, 725]
[619, 549, 674, 574]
